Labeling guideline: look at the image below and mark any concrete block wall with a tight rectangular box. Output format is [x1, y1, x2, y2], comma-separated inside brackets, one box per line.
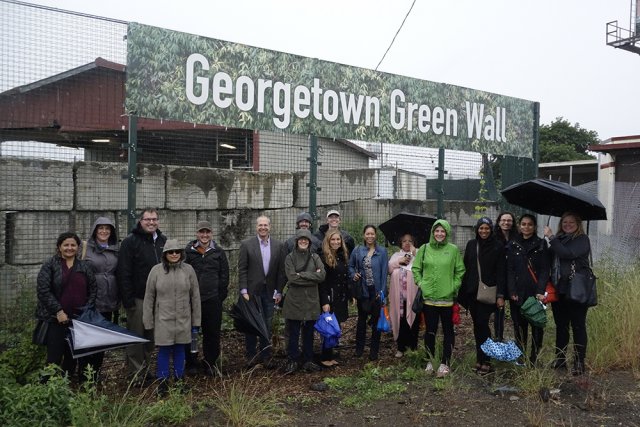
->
[76, 162, 165, 210]
[0, 158, 73, 210]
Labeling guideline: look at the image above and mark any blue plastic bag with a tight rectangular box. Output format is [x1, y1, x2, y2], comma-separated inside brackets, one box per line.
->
[314, 312, 341, 349]
[376, 291, 391, 333]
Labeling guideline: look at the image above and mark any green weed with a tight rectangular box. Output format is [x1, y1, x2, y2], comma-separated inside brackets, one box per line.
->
[324, 364, 407, 408]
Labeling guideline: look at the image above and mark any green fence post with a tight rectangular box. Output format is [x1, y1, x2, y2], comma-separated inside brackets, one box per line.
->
[436, 147, 446, 219]
[126, 114, 138, 231]
[308, 134, 320, 232]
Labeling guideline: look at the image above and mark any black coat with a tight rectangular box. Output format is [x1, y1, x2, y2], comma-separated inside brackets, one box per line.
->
[184, 240, 230, 303]
[547, 233, 591, 294]
[460, 237, 506, 302]
[506, 235, 551, 305]
[36, 256, 97, 321]
[319, 248, 351, 323]
[117, 224, 167, 308]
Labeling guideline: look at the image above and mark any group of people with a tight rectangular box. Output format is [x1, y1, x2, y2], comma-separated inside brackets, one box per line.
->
[457, 211, 593, 376]
[35, 209, 229, 395]
[35, 206, 594, 394]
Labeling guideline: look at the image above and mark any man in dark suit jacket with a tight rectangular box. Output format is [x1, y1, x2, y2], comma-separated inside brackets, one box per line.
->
[238, 215, 286, 367]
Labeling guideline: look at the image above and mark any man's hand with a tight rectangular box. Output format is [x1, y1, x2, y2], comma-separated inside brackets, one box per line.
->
[242, 293, 250, 301]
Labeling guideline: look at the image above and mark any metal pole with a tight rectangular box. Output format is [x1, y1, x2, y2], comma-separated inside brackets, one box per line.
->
[308, 134, 320, 232]
[126, 114, 138, 231]
[436, 147, 445, 219]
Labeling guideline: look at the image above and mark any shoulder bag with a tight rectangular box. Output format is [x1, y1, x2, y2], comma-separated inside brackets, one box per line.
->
[527, 259, 558, 303]
[567, 261, 597, 307]
[476, 243, 496, 304]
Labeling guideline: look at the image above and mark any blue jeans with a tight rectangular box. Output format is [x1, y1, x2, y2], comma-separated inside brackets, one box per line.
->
[244, 293, 274, 362]
[287, 319, 315, 363]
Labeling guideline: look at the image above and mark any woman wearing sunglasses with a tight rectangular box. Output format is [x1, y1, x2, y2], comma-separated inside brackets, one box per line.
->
[143, 239, 201, 396]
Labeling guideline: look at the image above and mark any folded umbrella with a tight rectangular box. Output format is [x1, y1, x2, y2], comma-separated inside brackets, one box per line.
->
[501, 178, 606, 220]
[66, 307, 149, 359]
[480, 337, 522, 362]
[229, 295, 271, 344]
[379, 212, 437, 247]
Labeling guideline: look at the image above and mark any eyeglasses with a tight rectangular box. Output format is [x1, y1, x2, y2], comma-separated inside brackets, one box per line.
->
[166, 250, 181, 255]
[142, 218, 158, 222]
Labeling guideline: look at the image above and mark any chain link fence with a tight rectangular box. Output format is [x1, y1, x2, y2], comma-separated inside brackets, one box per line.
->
[0, 1, 538, 322]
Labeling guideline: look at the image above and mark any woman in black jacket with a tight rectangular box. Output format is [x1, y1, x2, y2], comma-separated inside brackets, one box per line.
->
[460, 217, 506, 374]
[493, 211, 516, 341]
[544, 212, 592, 375]
[319, 229, 352, 367]
[506, 214, 550, 365]
[36, 232, 97, 380]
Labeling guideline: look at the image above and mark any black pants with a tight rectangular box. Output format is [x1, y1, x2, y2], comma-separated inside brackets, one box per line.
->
[511, 300, 544, 364]
[355, 298, 381, 357]
[469, 300, 495, 364]
[287, 319, 315, 363]
[321, 321, 341, 361]
[186, 298, 223, 369]
[46, 321, 95, 381]
[397, 300, 420, 352]
[551, 298, 588, 367]
[422, 305, 454, 366]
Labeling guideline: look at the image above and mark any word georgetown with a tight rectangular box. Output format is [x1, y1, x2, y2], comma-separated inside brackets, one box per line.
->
[185, 53, 508, 142]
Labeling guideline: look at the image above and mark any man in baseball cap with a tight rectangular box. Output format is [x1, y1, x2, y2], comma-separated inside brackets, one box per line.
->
[314, 209, 355, 253]
[183, 219, 229, 376]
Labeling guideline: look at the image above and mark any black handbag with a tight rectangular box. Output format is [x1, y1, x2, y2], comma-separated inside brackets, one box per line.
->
[411, 288, 424, 314]
[567, 262, 598, 307]
[32, 319, 49, 345]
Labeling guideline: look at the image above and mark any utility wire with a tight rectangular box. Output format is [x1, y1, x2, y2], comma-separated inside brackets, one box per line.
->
[375, 0, 417, 71]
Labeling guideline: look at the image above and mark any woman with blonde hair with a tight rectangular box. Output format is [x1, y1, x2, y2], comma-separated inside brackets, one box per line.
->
[318, 229, 352, 366]
[543, 212, 591, 375]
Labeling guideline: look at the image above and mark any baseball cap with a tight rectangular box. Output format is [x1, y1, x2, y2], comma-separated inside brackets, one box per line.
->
[196, 220, 212, 231]
[326, 209, 340, 218]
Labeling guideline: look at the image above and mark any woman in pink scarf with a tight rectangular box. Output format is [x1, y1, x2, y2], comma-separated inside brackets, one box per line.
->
[388, 233, 420, 358]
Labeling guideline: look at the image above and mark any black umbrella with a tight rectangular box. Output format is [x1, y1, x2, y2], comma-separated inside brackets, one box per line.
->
[501, 178, 606, 220]
[66, 307, 150, 359]
[229, 295, 270, 343]
[379, 212, 437, 247]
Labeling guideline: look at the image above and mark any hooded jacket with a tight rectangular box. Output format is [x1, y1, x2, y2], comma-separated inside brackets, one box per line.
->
[283, 229, 326, 321]
[143, 240, 201, 346]
[412, 219, 465, 307]
[84, 217, 120, 313]
[460, 221, 506, 303]
[286, 214, 322, 253]
[117, 222, 167, 308]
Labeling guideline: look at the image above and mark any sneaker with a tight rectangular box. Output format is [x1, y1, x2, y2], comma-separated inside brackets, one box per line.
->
[283, 361, 298, 375]
[302, 361, 322, 372]
[425, 362, 434, 374]
[395, 351, 404, 358]
[436, 364, 450, 378]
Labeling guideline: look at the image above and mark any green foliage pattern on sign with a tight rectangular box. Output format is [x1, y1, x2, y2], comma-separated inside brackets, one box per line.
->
[126, 23, 536, 158]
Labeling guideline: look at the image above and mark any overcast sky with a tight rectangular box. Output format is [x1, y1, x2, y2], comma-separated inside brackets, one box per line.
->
[21, 0, 640, 140]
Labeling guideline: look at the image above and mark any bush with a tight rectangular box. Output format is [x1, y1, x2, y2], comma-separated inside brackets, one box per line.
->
[0, 365, 72, 427]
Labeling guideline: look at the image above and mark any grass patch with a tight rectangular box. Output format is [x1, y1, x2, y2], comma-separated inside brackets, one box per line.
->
[588, 261, 640, 373]
[209, 372, 288, 427]
[324, 364, 407, 408]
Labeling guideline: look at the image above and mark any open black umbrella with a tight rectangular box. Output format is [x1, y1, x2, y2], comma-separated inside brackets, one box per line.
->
[379, 212, 437, 247]
[501, 178, 606, 220]
[67, 307, 149, 359]
[229, 295, 270, 343]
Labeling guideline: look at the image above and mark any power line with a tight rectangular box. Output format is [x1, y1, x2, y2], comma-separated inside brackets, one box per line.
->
[375, 0, 417, 71]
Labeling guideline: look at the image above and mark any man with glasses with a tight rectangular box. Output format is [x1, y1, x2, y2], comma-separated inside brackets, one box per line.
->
[118, 208, 167, 383]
